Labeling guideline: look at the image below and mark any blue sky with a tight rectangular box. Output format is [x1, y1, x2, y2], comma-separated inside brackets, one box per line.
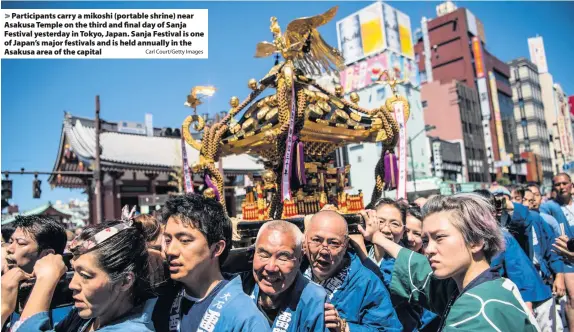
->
[2, 1, 573, 212]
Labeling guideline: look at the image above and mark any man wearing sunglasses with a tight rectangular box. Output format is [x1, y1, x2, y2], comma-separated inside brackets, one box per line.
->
[303, 210, 402, 332]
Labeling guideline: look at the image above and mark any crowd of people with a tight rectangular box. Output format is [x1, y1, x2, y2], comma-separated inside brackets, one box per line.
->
[1, 172, 574, 331]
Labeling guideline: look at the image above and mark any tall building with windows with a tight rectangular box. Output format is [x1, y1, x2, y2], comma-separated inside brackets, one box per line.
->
[553, 84, 574, 171]
[509, 57, 554, 184]
[335, 1, 429, 201]
[421, 79, 490, 182]
[528, 36, 574, 174]
[416, 2, 515, 182]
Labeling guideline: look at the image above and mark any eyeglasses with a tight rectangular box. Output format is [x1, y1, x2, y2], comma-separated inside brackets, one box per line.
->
[378, 219, 404, 231]
[307, 237, 346, 251]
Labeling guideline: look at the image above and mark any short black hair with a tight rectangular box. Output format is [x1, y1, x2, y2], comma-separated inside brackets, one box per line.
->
[473, 189, 496, 207]
[12, 215, 67, 255]
[160, 194, 232, 264]
[374, 197, 407, 225]
[527, 182, 540, 191]
[74, 220, 151, 304]
[1, 226, 15, 243]
[509, 185, 525, 198]
[407, 205, 423, 221]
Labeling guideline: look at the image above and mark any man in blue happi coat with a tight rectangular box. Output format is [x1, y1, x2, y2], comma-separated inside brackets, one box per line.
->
[303, 210, 402, 332]
[528, 184, 562, 237]
[492, 186, 565, 291]
[491, 186, 565, 331]
[545, 173, 574, 331]
[151, 194, 268, 332]
[492, 230, 561, 330]
[245, 219, 328, 332]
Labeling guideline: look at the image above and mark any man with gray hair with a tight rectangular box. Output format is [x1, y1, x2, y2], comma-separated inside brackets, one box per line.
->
[303, 210, 402, 331]
[244, 220, 329, 331]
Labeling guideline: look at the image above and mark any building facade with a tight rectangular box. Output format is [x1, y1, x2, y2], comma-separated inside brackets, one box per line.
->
[335, 1, 430, 201]
[554, 84, 574, 171]
[429, 136, 464, 182]
[528, 36, 574, 174]
[416, 3, 514, 181]
[421, 79, 490, 183]
[508, 57, 554, 184]
[49, 113, 263, 223]
[570, 96, 574, 147]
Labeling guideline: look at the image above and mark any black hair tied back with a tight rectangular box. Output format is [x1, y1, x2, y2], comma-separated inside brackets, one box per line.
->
[75, 219, 152, 305]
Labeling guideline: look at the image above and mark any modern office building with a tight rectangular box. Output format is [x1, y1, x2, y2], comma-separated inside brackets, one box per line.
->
[416, 1, 514, 181]
[421, 79, 490, 183]
[528, 36, 574, 174]
[508, 57, 554, 184]
[553, 84, 574, 171]
[336, 1, 429, 201]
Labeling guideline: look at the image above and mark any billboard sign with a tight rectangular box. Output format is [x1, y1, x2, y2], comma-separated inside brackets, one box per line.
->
[466, 10, 486, 44]
[339, 51, 419, 94]
[477, 79, 491, 119]
[558, 109, 572, 157]
[337, 10, 366, 65]
[117, 121, 147, 135]
[337, 2, 414, 66]
[394, 8, 414, 58]
[466, 10, 478, 37]
[489, 71, 509, 172]
[472, 37, 491, 120]
[471, 37, 485, 79]
[528, 36, 548, 74]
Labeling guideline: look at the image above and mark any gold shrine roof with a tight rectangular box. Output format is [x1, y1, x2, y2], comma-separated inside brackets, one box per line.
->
[219, 86, 393, 156]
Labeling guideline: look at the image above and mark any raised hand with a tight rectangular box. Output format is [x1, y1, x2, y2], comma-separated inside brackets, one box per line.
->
[358, 210, 380, 243]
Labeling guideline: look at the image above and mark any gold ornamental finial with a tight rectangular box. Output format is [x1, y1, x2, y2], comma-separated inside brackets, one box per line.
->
[230, 96, 240, 108]
[334, 84, 344, 97]
[248, 79, 258, 90]
[184, 86, 217, 113]
[375, 70, 406, 95]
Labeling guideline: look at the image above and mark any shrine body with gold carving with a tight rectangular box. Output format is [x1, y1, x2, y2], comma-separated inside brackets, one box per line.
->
[180, 6, 410, 243]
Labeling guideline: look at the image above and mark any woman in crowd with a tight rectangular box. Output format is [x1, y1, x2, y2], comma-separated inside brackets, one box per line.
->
[135, 214, 163, 251]
[135, 213, 167, 287]
[1, 226, 14, 274]
[403, 204, 440, 331]
[368, 198, 407, 272]
[361, 198, 431, 331]
[10, 219, 157, 331]
[359, 193, 540, 331]
[404, 205, 424, 254]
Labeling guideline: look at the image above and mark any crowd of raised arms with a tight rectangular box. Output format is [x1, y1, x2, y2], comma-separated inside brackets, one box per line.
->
[2, 172, 574, 332]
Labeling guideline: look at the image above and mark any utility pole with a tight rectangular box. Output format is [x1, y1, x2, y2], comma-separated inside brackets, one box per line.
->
[95, 95, 102, 224]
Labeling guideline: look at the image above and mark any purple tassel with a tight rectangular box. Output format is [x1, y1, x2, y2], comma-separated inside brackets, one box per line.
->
[205, 174, 221, 202]
[384, 151, 398, 190]
[297, 141, 307, 185]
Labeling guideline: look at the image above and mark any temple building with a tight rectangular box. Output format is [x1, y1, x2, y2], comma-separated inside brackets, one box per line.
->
[1, 202, 73, 227]
[49, 112, 264, 223]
